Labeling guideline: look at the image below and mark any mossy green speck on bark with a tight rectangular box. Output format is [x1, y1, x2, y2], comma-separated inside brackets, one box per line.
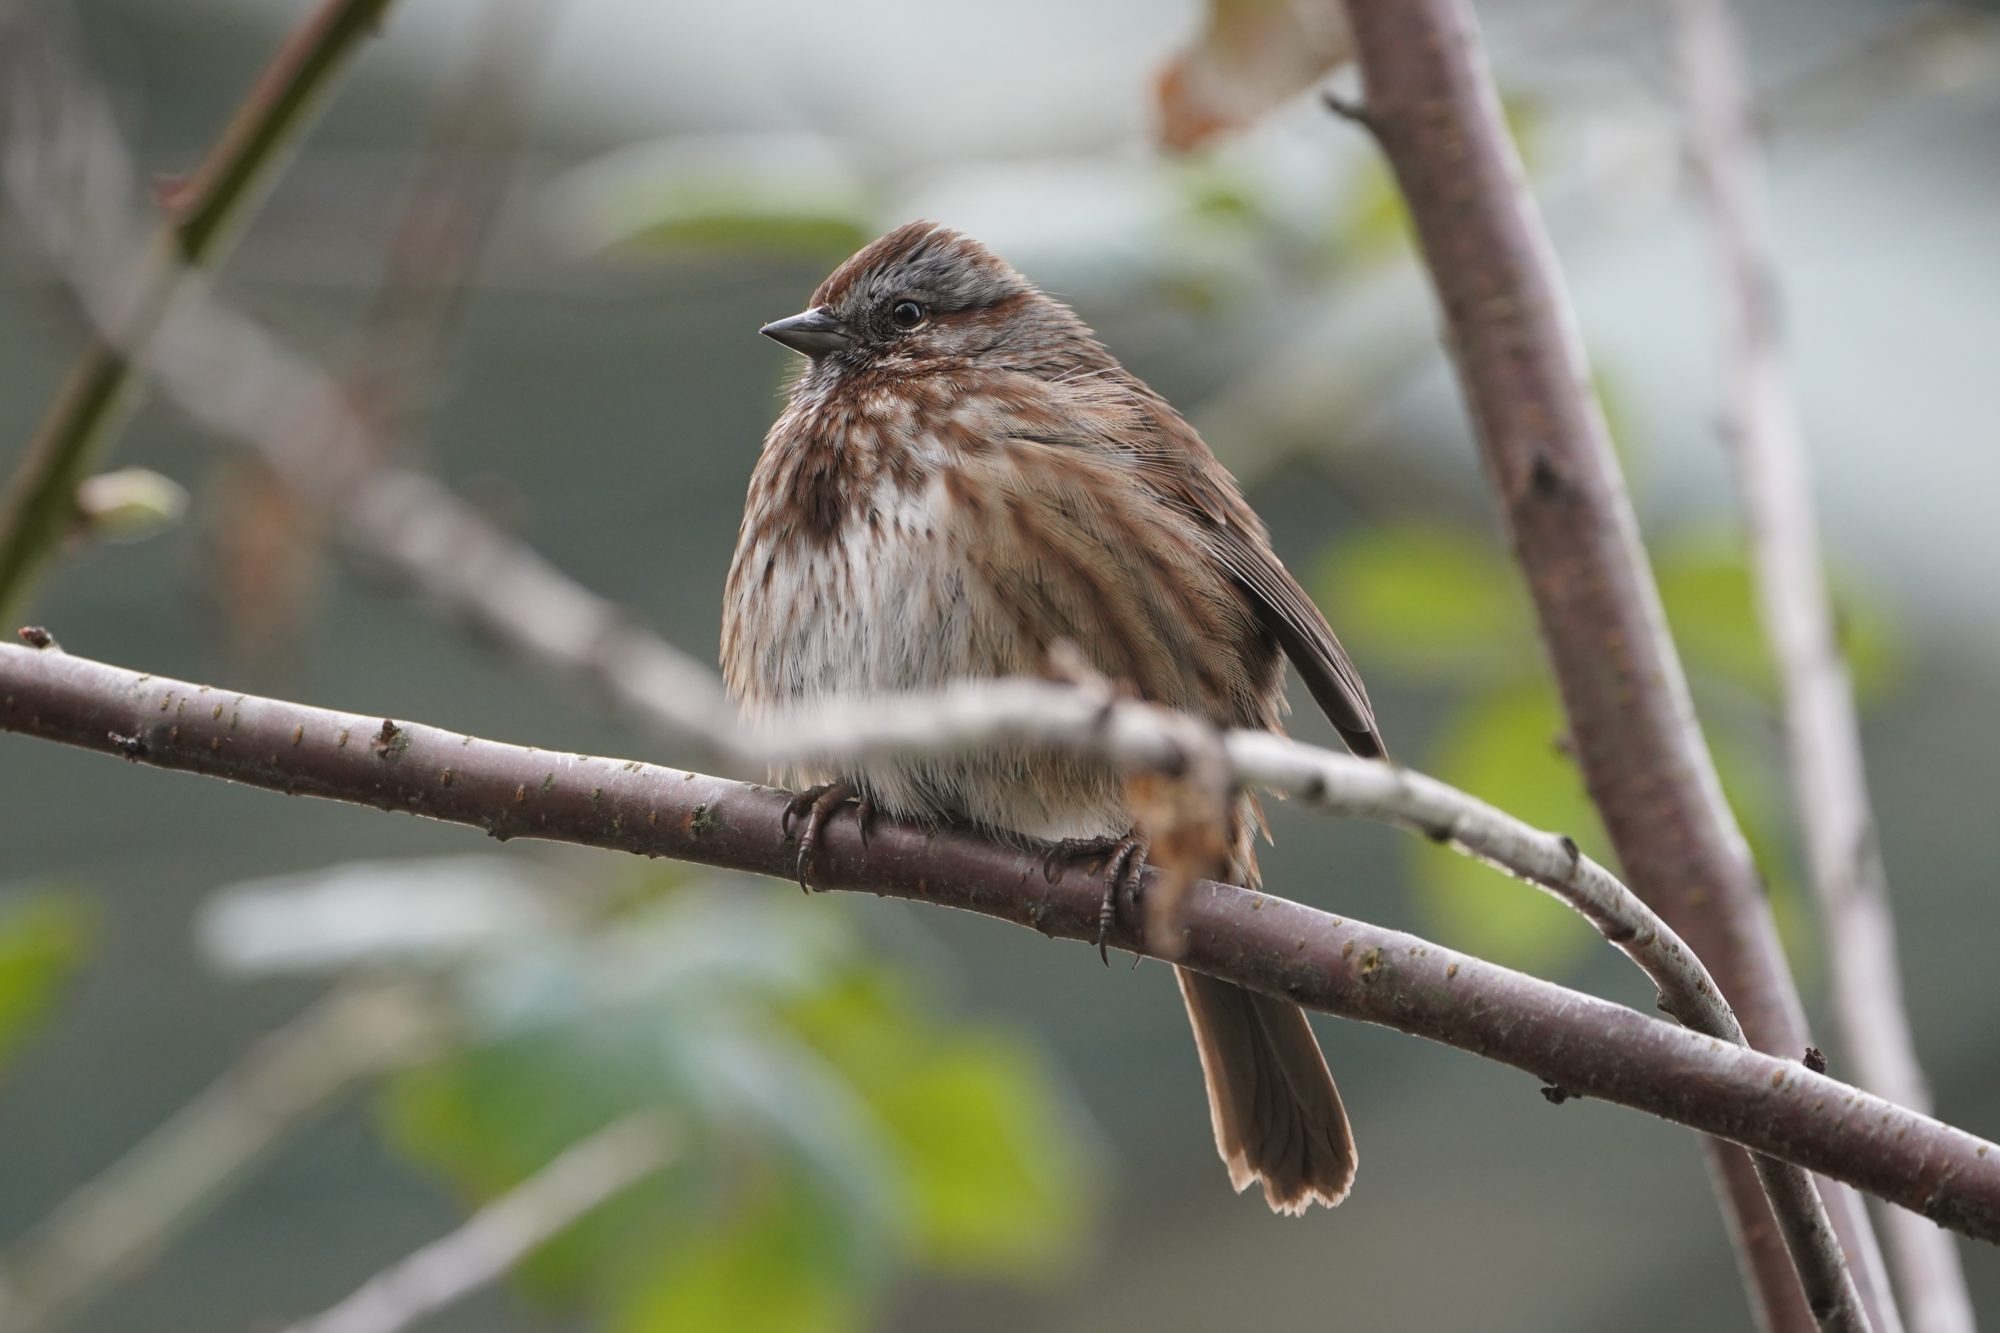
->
[370, 719, 408, 759]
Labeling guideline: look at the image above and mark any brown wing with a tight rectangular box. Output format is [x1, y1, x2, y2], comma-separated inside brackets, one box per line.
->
[1016, 367, 1387, 759]
[1202, 523, 1384, 759]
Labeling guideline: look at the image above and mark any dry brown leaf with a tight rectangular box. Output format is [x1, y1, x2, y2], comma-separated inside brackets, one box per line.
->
[1155, 0, 1354, 152]
[1125, 762, 1232, 959]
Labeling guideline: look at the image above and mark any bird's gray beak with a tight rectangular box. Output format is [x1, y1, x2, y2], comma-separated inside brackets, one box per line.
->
[760, 307, 851, 357]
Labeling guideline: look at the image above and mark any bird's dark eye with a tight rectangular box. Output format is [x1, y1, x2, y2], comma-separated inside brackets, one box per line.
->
[890, 299, 927, 330]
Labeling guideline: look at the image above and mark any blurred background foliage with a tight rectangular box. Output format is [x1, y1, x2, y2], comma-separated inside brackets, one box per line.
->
[338, 869, 1095, 1332]
[2, 0, 1998, 1330]
[0, 893, 95, 1079]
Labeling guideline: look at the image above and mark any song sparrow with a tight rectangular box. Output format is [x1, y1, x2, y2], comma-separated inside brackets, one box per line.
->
[722, 222, 1383, 1213]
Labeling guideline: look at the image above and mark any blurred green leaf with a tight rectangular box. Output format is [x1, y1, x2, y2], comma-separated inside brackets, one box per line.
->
[874, 1036, 1085, 1270]
[1174, 160, 1266, 227]
[1655, 530, 1902, 705]
[1314, 521, 1529, 679]
[1332, 157, 1412, 267]
[381, 1008, 696, 1297]
[546, 138, 878, 264]
[1407, 686, 1605, 975]
[0, 891, 93, 1073]
[1705, 725, 1819, 990]
[788, 972, 1092, 1275]
[379, 882, 1094, 1328]
[611, 1183, 859, 1333]
[1656, 532, 1777, 699]
[1828, 566, 1902, 702]
[620, 210, 876, 262]
[1593, 363, 1646, 484]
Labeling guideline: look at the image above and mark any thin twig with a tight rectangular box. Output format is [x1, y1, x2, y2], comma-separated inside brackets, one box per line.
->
[1673, 3, 1973, 1329]
[0, 76, 1877, 1305]
[350, 0, 561, 423]
[207, 0, 561, 666]
[1336, 1, 1894, 1328]
[277, 1113, 676, 1333]
[0, 0, 396, 620]
[0, 983, 445, 1333]
[0, 18, 1925, 1324]
[2, 643, 1998, 1241]
[0, 29, 735, 758]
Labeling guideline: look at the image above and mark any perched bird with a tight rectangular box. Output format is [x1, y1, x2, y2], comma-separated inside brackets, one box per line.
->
[722, 221, 1382, 1212]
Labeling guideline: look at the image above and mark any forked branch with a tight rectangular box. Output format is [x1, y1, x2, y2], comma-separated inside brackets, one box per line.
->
[3, 641, 1998, 1252]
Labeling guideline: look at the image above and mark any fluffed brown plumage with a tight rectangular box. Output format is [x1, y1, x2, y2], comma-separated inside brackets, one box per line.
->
[722, 221, 1381, 1211]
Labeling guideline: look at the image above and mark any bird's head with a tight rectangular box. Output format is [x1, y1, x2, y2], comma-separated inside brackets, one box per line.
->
[760, 221, 1100, 382]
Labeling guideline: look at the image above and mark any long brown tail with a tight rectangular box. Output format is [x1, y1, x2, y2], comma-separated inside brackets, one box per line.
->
[1175, 967, 1356, 1212]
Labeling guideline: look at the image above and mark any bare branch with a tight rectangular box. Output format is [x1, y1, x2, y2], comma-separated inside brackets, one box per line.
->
[277, 1113, 677, 1333]
[351, 0, 561, 420]
[1336, 0, 1894, 1326]
[4, 643, 1999, 1249]
[0, 0, 396, 619]
[764, 679, 1731, 1031]
[1674, 3, 1973, 1329]
[0, 984, 444, 1333]
[0, 13, 1811, 1181]
[0, 51, 735, 759]
[0, 37, 1921, 1292]
[206, 0, 563, 665]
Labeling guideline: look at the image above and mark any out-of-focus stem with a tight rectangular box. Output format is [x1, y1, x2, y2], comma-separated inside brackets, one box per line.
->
[0, 0, 395, 620]
[1335, 1, 1898, 1327]
[1674, 2, 1974, 1329]
[0, 983, 444, 1333]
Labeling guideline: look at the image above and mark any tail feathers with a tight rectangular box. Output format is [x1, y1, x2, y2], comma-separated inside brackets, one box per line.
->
[1176, 967, 1356, 1213]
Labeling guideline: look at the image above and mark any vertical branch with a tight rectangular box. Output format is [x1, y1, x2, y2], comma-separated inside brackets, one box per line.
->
[1674, 2, 1975, 1330]
[1334, 1, 1897, 1329]
[0, 0, 396, 620]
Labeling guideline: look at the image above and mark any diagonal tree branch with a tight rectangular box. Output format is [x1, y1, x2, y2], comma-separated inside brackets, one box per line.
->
[3, 641, 1999, 1251]
[0, 982, 445, 1333]
[0, 45, 1892, 1302]
[0, 0, 396, 620]
[1336, 1, 1897, 1327]
[0, 33, 735, 759]
[276, 1113, 677, 1333]
[0, 12, 1943, 1324]
[771, 684, 1867, 1330]
[1673, 3, 1974, 1330]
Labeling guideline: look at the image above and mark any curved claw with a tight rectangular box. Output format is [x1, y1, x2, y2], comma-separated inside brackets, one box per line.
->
[783, 781, 860, 892]
[1041, 833, 1148, 965]
[1041, 833, 1120, 886]
[1093, 837, 1148, 965]
[1095, 838, 1147, 965]
[780, 785, 823, 842]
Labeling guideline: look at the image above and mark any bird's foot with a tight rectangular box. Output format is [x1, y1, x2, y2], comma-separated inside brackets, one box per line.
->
[1041, 831, 1149, 965]
[780, 781, 875, 891]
